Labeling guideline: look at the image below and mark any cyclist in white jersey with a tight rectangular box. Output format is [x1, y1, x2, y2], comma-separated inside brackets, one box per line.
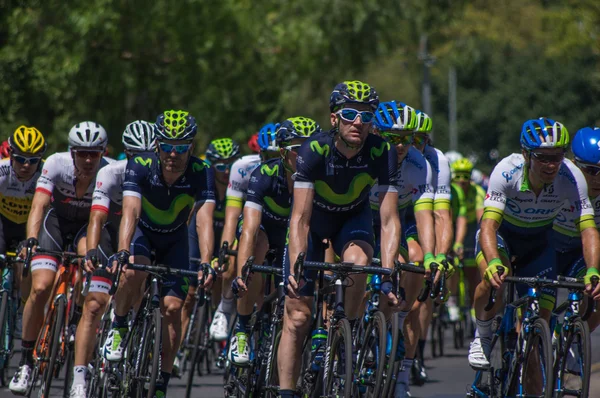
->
[11, 121, 111, 394]
[371, 101, 437, 396]
[209, 123, 279, 341]
[69, 121, 155, 397]
[468, 118, 600, 374]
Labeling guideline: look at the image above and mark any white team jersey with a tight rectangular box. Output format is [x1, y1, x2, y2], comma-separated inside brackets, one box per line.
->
[423, 145, 452, 203]
[36, 152, 113, 222]
[226, 154, 261, 200]
[554, 194, 600, 238]
[484, 154, 594, 233]
[0, 158, 41, 224]
[91, 159, 127, 213]
[370, 146, 434, 211]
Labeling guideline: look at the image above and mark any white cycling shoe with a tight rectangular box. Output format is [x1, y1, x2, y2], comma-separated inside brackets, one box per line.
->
[209, 311, 229, 342]
[468, 337, 490, 370]
[9, 364, 32, 395]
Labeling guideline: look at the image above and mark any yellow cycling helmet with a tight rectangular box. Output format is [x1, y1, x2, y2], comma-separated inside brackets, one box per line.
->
[9, 126, 47, 155]
[451, 158, 474, 173]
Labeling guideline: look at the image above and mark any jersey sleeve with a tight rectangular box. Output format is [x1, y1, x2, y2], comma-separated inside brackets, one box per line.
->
[433, 152, 452, 210]
[91, 166, 114, 214]
[411, 159, 434, 212]
[563, 164, 595, 232]
[194, 162, 216, 204]
[475, 184, 486, 210]
[293, 139, 323, 189]
[245, 168, 268, 213]
[226, 158, 251, 207]
[377, 142, 399, 194]
[122, 156, 149, 199]
[35, 154, 59, 196]
[481, 164, 508, 224]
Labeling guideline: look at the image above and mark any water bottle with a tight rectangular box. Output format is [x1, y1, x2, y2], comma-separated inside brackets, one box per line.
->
[310, 327, 328, 371]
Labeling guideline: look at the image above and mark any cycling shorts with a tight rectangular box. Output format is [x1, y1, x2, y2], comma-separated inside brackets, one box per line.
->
[556, 246, 585, 279]
[31, 208, 87, 273]
[475, 227, 557, 310]
[373, 225, 408, 261]
[88, 222, 119, 295]
[236, 217, 286, 267]
[0, 214, 25, 254]
[283, 201, 374, 297]
[130, 225, 191, 300]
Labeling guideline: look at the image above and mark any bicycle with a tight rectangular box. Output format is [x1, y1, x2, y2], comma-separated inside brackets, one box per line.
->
[552, 274, 597, 398]
[467, 271, 583, 398]
[293, 253, 393, 398]
[0, 251, 23, 386]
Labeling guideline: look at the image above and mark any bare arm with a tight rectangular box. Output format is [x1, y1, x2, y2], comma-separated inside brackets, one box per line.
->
[288, 187, 314, 293]
[221, 204, 243, 248]
[581, 226, 600, 298]
[454, 215, 468, 247]
[26, 191, 52, 240]
[86, 211, 108, 252]
[236, 207, 262, 278]
[118, 195, 141, 252]
[434, 209, 453, 255]
[415, 209, 435, 256]
[196, 202, 215, 264]
[379, 191, 400, 271]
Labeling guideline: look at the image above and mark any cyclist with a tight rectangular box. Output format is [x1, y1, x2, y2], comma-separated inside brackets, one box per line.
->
[11, 121, 111, 394]
[176, 137, 240, 373]
[404, 111, 453, 386]
[371, 101, 437, 396]
[448, 157, 485, 322]
[468, 118, 600, 374]
[69, 121, 156, 397]
[230, 117, 320, 365]
[209, 123, 279, 341]
[280, 80, 403, 398]
[106, 110, 216, 397]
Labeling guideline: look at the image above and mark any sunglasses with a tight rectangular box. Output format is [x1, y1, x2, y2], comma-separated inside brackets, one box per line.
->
[576, 161, 600, 176]
[530, 151, 564, 164]
[158, 142, 192, 154]
[337, 109, 375, 123]
[213, 163, 232, 172]
[381, 133, 413, 146]
[74, 150, 102, 159]
[12, 154, 42, 165]
[453, 172, 471, 181]
[412, 135, 427, 146]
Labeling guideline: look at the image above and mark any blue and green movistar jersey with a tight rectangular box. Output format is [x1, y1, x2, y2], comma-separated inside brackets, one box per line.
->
[245, 158, 291, 229]
[122, 152, 216, 233]
[450, 182, 485, 224]
[294, 131, 399, 213]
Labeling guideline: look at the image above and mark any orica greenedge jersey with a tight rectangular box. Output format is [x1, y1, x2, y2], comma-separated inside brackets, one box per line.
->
[423, 145, 452, 210]
[451, 182, 486, 224]
[245, 158, 291, 229]
[553, 193, 600, 251]
[482, 154, 594, 236]
[122, 152, 216, 233]
[225, 154, 261, 209]
[294, 132, 399, 213]
[370, 146, 434, 223]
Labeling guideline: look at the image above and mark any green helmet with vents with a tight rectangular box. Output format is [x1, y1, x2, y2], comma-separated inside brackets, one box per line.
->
[154, 110, 198, 141]
[451, 158, 474, 174]
[414, 111, 432, 133]
[276, 117, 322, 148]
[329, 80, 379, 113]
[206, 138, 240, 162]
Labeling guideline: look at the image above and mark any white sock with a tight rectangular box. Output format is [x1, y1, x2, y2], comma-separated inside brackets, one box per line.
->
[218, 296, 235, 316]
[447, 296, 458, 307]
[397, 310, 409, 331]
[475, 317, 493, 342]
[72, 365, 87, 387]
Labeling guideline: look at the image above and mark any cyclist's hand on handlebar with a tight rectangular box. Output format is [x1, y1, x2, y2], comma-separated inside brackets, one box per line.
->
[85, 249, 99, 273]
[210, 257, 221, 273]
[198, 263, 216, 288]
[232, 276, 248, 298]
[381, 280, 404, 311]
[484, 259, 507, 290]
[453, 242, 464, 259]
[18, 238, 38, 260]
[112, 249, 130, 272]
[287, 275, 301, 299]
[584, 268, 600, 300]
[423, 253, 435, 279]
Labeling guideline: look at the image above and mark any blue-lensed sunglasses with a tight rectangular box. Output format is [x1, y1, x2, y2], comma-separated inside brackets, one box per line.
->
[213, 163, 232, 172]
[337, 109, 375, 123]
[158, 142, 192, 154]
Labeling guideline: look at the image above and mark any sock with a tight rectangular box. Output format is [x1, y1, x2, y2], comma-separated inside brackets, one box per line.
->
[397, 310, 409, 331]
[447, 296, 457, 307]
[418, 339, 426, 360]
[475, 317, 493, 342]
[112, 314, 128, 329]
[218, 296, 235, 316]
[397, 357, 414, 385]
[236, 314, 252, 333]
[279, 389, 296, 398]
[20, 340, 35, 367]
[155, 371, 171, 396]
[72, 365, 87, 386]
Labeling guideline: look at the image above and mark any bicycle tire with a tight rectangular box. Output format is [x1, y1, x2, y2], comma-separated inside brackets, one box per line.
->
[437, 315, 445, 357]
[62, 343, 74, 398]
[40, 297, 66, 398]
[355, 311, 386, 397]
[146, 307, 162, 398]
[381, 313, 399, 398]
[185, 302, 207, 398]
[263, 328, 281, 398]
[87, 305, 112, 398]
[511, 317, 553, 398]
[555, 318, 591, 398]
[324, 318, 353, 398]
[0, 291, 10, 387]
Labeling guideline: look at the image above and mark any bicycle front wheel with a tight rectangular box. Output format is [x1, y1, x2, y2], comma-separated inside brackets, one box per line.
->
[135, 307, 162, 398]
[40, 298, 66, 398]
[555, 318, 591, 398]
[185, 302, 207, 398]
[355, 311, 387, 397]
[324, 318, 353, 398]
[511, 318, 553, 398]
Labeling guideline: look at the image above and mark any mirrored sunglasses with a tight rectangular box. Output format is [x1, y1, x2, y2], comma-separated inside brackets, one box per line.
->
[530, 151, 564, 164]
[381, 133, 413, 146]
[337, 109, 375, 123]
[158, 142, 192, 154]
[12, 154, 42, 165]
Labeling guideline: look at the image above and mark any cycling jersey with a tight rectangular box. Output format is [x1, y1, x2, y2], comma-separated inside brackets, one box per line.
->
[246, 158, 292, 229]
[36, 152, 113, 223]
[553, 195, 600, 250]
[294, 131, 399, 213]
[122, 153, 216, 233]
[226, 154, 261, 208]
[451, 182, 485, 224]
[0, 158, 42, 224]
[423, 145, 452, 210]
[91, 159, 127, 225]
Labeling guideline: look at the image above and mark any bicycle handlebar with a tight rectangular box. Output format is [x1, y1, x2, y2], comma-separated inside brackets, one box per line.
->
[217, 241, 237, 273]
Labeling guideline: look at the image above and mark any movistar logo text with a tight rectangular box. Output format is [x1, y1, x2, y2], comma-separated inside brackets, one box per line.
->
[192, 162, 206, 172]
[134, 157, 152, 167]
[310, 141, 330, 157]
[370, 142, 390, 160]
[314, 173, 375, 206]
[261, 164, 279, 176]
[142, 194, 194, 225]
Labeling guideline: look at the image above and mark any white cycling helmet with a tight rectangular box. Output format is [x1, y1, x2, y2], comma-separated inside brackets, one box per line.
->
[122, 120, 156, 151]
[445, 150, 463, 165]
[68, 121, 108, 150]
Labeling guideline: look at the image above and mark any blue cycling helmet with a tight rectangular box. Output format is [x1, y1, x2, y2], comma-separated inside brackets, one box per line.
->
[572, 127, 600, 165]
[520, 117, 570, 151]
[374, 101, 418, 132]
[257, 123, 280, 151]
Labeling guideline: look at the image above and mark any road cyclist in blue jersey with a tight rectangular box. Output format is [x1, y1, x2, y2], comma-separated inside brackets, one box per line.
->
[278, 80, 404, 398]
